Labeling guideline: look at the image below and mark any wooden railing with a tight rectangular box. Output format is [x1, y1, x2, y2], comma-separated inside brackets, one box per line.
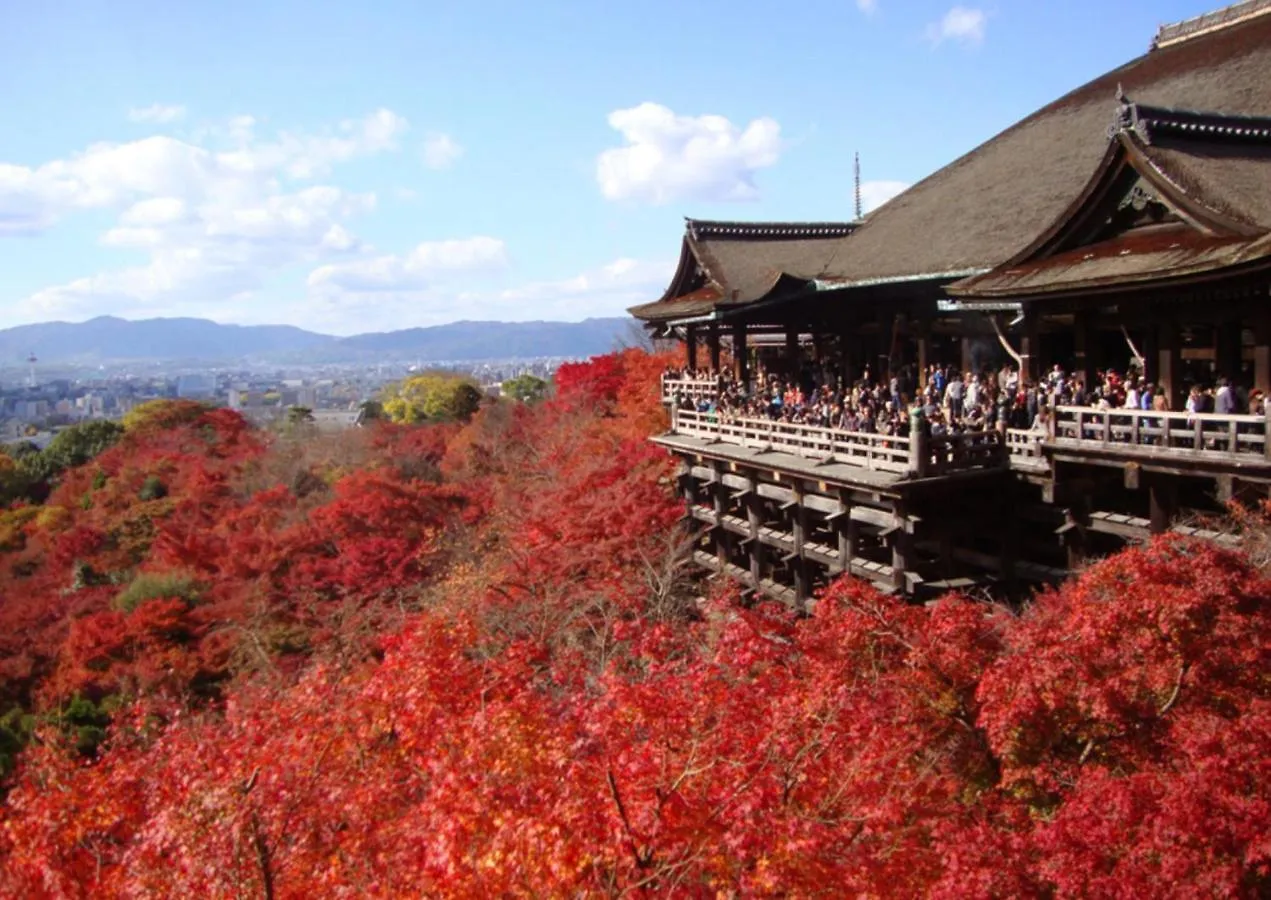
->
[666, 398, 1271, 475]
[670, 408, 1007, 477]
[661, 375, 720, 405]
[672, 408, 912, 473]
[1052, 406, 1270, 461]
[1006, 428, 1048, 469]
[927, 430, 1008, 476]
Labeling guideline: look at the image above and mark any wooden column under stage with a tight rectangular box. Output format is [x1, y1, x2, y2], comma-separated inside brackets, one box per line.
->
[746, 476, 763, 589]
[707, 323, 721, 371]
[686, 324, 698, 370]
[1158, 320, 1182, 411]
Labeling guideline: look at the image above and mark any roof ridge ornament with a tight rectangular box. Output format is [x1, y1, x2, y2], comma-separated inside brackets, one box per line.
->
[684, 220, 858, 240]
[1109, 90, 1271, 146]
[1152, 0, 1271, 50]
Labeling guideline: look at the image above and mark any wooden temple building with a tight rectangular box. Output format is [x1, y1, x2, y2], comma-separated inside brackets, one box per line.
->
[630, 2, 1271, 607]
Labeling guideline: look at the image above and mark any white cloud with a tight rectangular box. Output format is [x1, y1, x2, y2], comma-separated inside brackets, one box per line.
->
[128, 104, 186, 124]
[307, 236, 507, 293]
[859, 180, 910, 214]
[294, 254, 672, 335]
[596, 102, 782, 205]
[421, 133, 463, 170]
[3, 110, 409, 322]
[926, 6, 987, 46]
[487, 257, 673, 319]
[856, 0, 878, 14]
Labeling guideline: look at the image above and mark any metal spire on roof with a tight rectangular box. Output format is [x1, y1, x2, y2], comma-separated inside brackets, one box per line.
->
[854, 152, 863, 220]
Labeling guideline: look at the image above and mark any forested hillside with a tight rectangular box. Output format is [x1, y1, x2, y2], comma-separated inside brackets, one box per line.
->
[0, 350, 1267, 898]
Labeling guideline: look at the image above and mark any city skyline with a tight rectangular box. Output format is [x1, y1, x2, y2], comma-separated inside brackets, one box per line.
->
[1, 0, 1226, 335]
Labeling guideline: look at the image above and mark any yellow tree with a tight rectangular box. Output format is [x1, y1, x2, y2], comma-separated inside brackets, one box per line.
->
[382, 373, 483, 424]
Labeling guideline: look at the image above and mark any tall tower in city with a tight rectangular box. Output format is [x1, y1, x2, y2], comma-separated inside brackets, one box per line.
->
[26, 352, 37, 389]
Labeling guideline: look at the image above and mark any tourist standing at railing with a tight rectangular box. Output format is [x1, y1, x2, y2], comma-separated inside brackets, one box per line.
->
[1215, 377, 1237, 415]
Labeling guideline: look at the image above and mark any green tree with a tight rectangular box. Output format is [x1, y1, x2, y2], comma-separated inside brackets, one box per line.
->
[356, 399, 384, 424]
[381, 373, 483, 424]
[122, 399, 208, 433]
[0, 451, 36, 505]
[285, 405, 316, 431]
[502, 374, 549, 404]
[20, 420, 125, 484]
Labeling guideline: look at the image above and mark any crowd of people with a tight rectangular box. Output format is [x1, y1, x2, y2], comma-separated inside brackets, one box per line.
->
[664, 358, 1270, 442]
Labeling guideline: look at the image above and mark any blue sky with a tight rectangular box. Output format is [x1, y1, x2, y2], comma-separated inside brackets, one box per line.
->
[0, 0, 1228, 335]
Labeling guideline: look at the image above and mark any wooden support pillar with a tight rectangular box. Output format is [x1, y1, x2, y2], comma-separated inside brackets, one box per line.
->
[916, 319, 931, 387]
[890, 499, 913, 596]
[1062, 510, 1087, 572]
[838, 328, 854, 388]
[685, 324, 699, 371]
[939, 532, 955, 579]
[960, 337, 973, 378]
[1216, 320, 1242, 384]
[1020, 307, 1041, 384]
[1149, 480, 1178, 534]
[1254, 310, 1271, 398]
[732, 323, 749, 388]
[747, 476, 762, 589]
[707, 323, 721, 371]
[1158, 320, 1182, 411]
[835, 488, 855, 576]
[712, 461, 732, 568]
[1074, 311, 1099, 390]
[1142, 326, 1158, 385]
[791, 484, 808, 610]
[785, 325, 800, 372]
[999, 494, 1018, 586]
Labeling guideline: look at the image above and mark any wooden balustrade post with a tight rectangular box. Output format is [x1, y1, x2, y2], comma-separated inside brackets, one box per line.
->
[1264, 411, 1271, 461]
[907, 408, 927, 477]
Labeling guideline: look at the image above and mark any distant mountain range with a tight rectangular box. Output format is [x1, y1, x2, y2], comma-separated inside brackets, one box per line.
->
[0, 316, 637, 366]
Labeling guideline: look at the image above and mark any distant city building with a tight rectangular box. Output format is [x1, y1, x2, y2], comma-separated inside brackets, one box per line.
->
[176, 374, 215, 398]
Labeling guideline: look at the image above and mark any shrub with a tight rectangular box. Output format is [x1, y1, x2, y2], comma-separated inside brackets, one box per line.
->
[138, 475, 167, 501]
[114, 571, 202, 614]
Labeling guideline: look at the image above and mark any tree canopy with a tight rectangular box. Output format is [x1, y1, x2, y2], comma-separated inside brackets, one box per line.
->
[0, 348, 1267, 898]
[502, 373, 549, 404]
[381, 373, 483, 424]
